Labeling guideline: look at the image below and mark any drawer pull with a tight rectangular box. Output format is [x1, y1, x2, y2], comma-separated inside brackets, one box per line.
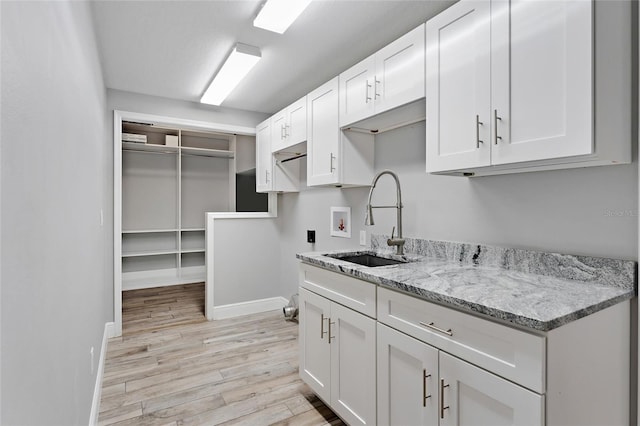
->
[440, 378, 450, 419]
[420, 321, 453, 336]
[423, 369, 432, 406]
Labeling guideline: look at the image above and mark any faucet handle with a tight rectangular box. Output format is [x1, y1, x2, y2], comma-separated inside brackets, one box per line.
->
[391, 226, 396, 240]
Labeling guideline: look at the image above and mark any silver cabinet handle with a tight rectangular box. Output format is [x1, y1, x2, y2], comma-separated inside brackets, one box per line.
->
[280, 124, 285, 140]
[330, 153, 336, 173]
[374, 79, 381, 99]
[265, 170, 270, 183]
[419, 321, 453, 336]
[440, 378, 450, 419]
[320, 313, 328, 339]
[476, 115, 483, 148]
[284, 124, 290, 138]
[423, 369, 432, 407]
[328, 318, 335, 344]
[494, 109, 502, 145]
[365, 80, 372, 104]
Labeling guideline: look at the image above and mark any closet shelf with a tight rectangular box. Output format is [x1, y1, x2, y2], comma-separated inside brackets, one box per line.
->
[122, 229, 179, 234]
[122, 249, 179, 258]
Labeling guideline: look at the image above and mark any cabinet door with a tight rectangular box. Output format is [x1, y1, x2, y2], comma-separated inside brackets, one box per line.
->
[491, 0, 592, 165]
[439, 352, 543, 426]
[270, 109, 287, 153]
[307, 77, 340, 186]
[255, 118, 273, 192]
[426, 1, 491, 173]
[339, 55, 376, 127]
[298, 288, 331, 403]
[286, 96, 307, 147]
[375, 23, 425, 116]
[330, 302, 376, 426]
[377, 324, 438, 426]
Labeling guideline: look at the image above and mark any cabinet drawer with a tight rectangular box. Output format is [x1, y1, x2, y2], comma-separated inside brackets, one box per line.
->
[378, 287, 545, 393]
[299, 264, 376, 318]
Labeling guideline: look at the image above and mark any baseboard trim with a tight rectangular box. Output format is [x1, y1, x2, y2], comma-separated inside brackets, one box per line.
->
[89, 321, 114, 425]
[213, 296, 289, 320]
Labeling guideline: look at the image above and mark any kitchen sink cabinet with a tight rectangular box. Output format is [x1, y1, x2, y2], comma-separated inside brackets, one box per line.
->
[426, 0, 630, 176]
[377, 286, 629, 426]
[255, 117, 299, 193]
[377, 323, 543, 426]
[299, 287, 376, 426]
[339, 24, 425, 130]
[300, 260, 630, 425]
[306, 77, 374, 187]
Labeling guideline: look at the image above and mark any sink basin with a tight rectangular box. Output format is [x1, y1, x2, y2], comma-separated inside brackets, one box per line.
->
[329, 253, 406, 267]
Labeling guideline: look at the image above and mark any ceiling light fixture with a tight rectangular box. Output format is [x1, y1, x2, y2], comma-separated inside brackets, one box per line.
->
[253, 0, 312, 34]
[200, 43, 261, 106]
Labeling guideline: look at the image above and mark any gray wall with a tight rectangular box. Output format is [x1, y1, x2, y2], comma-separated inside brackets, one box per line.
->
[276, 164, 370, 299]
[277, 122, 638, 298]
[1, 1, 110, 424]
[213, 218, 282, 306]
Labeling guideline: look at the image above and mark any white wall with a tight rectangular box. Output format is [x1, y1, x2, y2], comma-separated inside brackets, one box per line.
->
[1, 1, 110, 424]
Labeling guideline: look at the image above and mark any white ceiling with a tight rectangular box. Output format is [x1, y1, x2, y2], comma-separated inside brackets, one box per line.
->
[90, 0, 454, 114]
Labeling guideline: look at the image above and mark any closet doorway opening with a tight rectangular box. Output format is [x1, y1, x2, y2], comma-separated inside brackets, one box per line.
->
[113, 110, 272, 337]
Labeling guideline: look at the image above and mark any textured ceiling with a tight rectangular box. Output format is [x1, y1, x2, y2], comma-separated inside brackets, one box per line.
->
[90, 0, 454, 114]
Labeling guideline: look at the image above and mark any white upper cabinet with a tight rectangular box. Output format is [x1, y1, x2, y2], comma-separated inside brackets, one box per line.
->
[340, 24, 425, 130]
[491, 0, 592, 165]
[256, 117, 299, 193]
[307, 77, 374, 187]
[270, 95, 307, 153]
[426, 0, 630, 176]
[425, 1, 491, 172]
[255, 118, 273, 193]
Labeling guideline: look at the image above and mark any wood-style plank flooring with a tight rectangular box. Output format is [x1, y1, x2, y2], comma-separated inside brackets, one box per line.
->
[98, 283, 345, 425]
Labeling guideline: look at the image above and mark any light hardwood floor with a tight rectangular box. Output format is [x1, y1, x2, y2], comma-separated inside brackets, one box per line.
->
[98, 283, 345, 425]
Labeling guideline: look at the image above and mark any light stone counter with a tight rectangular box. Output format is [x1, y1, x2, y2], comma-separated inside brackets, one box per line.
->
[296, 236, 636, 331]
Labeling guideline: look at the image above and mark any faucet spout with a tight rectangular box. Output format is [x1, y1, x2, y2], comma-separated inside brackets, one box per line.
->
[364, 170, 405, 255]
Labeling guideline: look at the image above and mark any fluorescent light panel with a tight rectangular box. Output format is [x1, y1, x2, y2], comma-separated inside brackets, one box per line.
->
[253, 0, 312, 34]
[200, 43, 261, 106]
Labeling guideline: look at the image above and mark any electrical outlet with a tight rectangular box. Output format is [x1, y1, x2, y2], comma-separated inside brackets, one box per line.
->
[359, 230, 366, 246]
[307, 230, 316, 243]
[90, 346, 95, 374]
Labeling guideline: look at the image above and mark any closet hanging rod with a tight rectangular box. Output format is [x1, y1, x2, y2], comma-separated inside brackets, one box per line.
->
[278, 153, 307, 164]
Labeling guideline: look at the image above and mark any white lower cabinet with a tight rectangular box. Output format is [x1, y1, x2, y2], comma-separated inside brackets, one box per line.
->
[377, 323, 542, 426]
[438, 352, 543, 426]
[299, 287, 376, 426]
[300, 264, 630, 425]
[377, 323, 439, 426]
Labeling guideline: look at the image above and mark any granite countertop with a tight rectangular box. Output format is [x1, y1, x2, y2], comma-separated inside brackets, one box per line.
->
[296, 236, 637, 332]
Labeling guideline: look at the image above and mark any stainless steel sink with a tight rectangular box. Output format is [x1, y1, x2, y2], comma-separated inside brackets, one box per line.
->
[328, 253, 406, 267]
